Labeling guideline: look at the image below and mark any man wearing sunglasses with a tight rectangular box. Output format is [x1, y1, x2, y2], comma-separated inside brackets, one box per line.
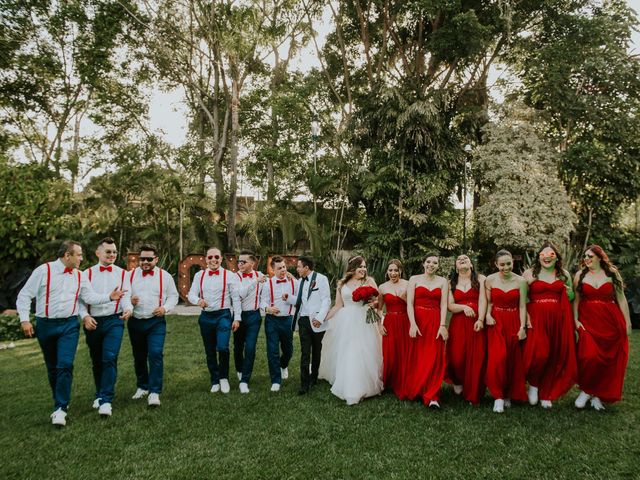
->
[233, 250, 267, 394]
[78, 237, 133, 417]
[188, 247, 242, 394]
[17, 240, 127, 427]
[128, 245, 179, 407]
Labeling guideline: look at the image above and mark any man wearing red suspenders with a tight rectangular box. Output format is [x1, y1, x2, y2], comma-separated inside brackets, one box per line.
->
[78, 237, 133, 417]
[233, 250, 267, 394]
[259, 256, 297, 392]
[17, 240, 126, 427]
[128, 245, 179, 407]
[187, 247, 242, 394]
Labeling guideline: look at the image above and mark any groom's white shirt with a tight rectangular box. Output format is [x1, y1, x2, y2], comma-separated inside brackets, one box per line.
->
[287, 271, 331, 332]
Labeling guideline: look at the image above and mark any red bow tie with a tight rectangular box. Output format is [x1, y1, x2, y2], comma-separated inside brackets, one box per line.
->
[100, 265, 113, 272]
[63, 267, 74, 274]
[242, 273, 254, 278]
[276, 279, 288, 284]
[142, 270, 155, 277]
[209, 269, 220, 276]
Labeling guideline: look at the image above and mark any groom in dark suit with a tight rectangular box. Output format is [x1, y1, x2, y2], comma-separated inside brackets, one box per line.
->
[286, 256, 331, 395]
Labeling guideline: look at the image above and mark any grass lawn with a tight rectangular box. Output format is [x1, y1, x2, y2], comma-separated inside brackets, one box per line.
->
[1, 316, 638, 480]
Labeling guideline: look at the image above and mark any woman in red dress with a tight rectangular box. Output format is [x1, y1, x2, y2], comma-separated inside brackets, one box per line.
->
[484, 250, 528, 413]
[573, 245, 631, 411]
[404, 254, 449, 408]
[523, 242, 577, 408]
[446, 254, 487, 405]
[378, 259, 410, 398]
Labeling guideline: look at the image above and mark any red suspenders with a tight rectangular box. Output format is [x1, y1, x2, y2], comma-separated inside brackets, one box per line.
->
[44, 263, 81, 318]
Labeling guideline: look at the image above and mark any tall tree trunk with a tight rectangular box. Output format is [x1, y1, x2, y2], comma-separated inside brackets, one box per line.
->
[227, 75, 239, 251]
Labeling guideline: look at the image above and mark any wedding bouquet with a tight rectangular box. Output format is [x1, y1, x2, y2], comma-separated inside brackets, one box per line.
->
[352, 285, 381, 324]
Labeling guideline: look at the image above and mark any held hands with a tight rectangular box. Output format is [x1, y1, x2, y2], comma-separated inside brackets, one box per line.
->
[120, 309, 132, 321]
[517, 326, 527, 341]
[197, 299, 209, 308]
[21, 321, 34, 337]
[109, 287, 127, 301]
[131, 295, 140, 306]
[311, 318, 321, 328]
[258, 275, 267, 284]
[83, 315, 97, 331]
[462, 305, 476, 317]
[436, 325, 448, 341]
[409, 322, 421, 338]
[473, 319, 484, 332]
[152, 306, 166, 317]
[485, 313, 496, 326]
[232, 320, 240, 332]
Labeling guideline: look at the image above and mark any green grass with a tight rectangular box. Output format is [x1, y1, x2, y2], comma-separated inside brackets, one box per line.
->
[1, 316, 639, 480]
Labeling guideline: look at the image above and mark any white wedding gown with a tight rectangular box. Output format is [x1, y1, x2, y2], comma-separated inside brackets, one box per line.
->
[318, 284, 383, 405]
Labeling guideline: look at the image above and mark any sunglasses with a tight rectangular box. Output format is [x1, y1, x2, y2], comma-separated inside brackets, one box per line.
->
[207, 255, 221, 260]
[139, 257, 156, 262]
[539, 252, 557, 258]
[237, 260, 247, 265]
[584, 253, 595, 259]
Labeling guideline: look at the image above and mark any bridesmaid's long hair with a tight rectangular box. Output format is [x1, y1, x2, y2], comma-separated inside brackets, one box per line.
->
[531, 242, 568, 283]
[450, 257, 480, 292]
[339, 255, 366, 288]
[577, 245, 624, 293]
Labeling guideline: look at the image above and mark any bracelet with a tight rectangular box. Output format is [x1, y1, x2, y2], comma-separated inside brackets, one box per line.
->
[439, 324, 446, 327]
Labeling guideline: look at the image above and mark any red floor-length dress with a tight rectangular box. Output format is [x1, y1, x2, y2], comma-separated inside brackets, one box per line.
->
[403, 287, 446, 404]
[446, 288, 487, 404]
[523, 280, 577, 401]
[577, 283, 629, 403]
[485, 288, 527, 402]
[382, 293, 411, 398]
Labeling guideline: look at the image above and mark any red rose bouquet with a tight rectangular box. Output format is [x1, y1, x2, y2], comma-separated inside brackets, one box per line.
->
[352, 285, 381, 324]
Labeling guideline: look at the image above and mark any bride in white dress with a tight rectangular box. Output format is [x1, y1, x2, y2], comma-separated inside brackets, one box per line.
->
[319, 256, 383, 405]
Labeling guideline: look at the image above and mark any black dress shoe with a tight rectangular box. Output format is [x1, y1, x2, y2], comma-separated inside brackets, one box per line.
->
[298, 386, 309, 395]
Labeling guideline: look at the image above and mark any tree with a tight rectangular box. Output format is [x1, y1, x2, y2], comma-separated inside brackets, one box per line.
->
[473, 110, 576, 251]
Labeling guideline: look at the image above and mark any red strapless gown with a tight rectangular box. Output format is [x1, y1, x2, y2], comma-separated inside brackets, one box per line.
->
[445, 288, 486, 404]
[523, 280, 577, 401]
[403, 287, 446, 404]
[577, 283, 629, 403]
[382, 294, 411, 398]
[485, 288, 527, 401]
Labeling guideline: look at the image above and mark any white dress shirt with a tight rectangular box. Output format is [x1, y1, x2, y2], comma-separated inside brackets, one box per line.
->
[17, 259, 111, 322]
[78, 264, 133, 318]
[187, 268, 241, 321]
[259, 276, 297, 317]
[130, 266, 179, 319]
[235, 270, 264, 312]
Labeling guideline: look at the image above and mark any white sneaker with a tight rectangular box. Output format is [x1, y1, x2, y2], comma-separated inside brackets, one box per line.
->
[528, 386, 539, 405]
[504, 399, 511, 408]
[428, 400, 440, 409]
[51, 409, 67, 427]
[281, 367, 289, 380]
[98, 403, 112, 416]
[237, 371, 242, 381]
[220, 378, 230, 394]
[540, 400, 553, 409]
[210, 384, 220, 393]
[493, 399, 505, 413]
[591, 397, 605, 411]
[239, 382, 249, 394]
[575, 391, 591, 409]
[453, 384, 463, 395]
[271, 383, 281, 392]
[148, 393, 161, 406]
[132, 388, 149, 400]
[92, 398, 101, 409]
